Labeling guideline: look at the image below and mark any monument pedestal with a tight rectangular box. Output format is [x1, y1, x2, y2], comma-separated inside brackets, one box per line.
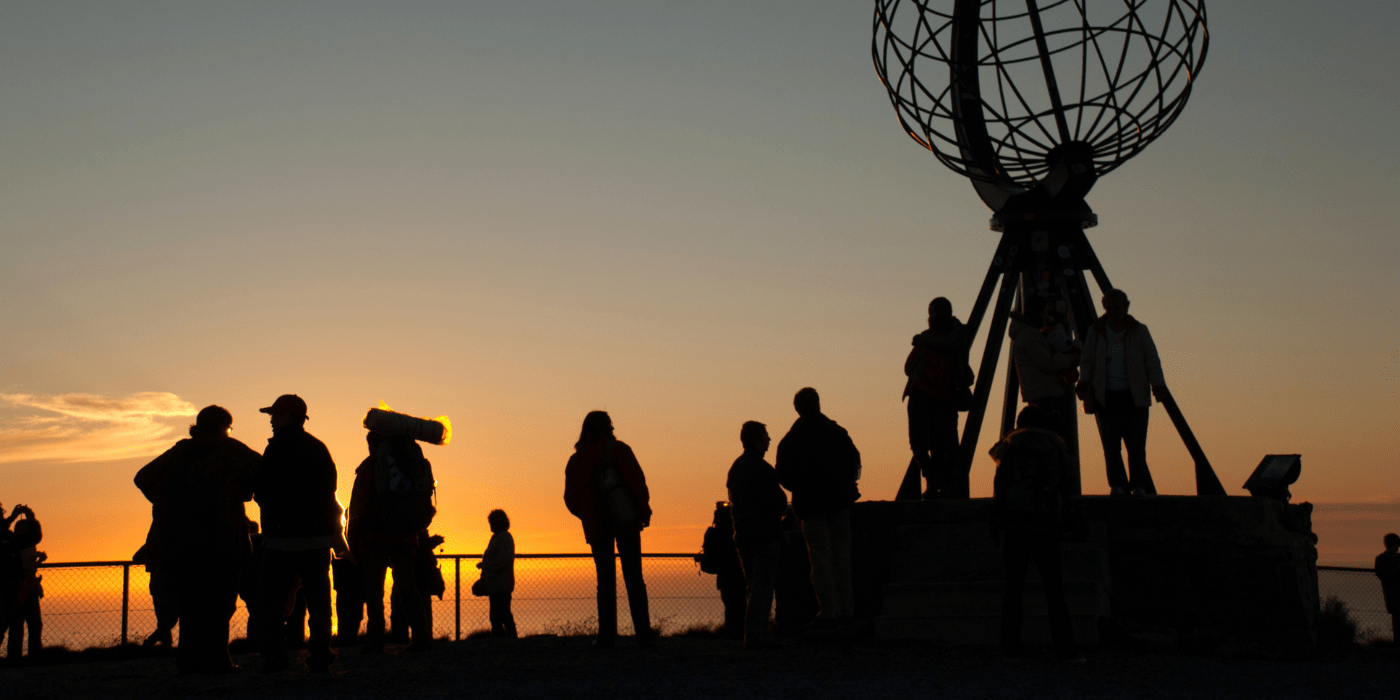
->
[851, 496, 1318, 656]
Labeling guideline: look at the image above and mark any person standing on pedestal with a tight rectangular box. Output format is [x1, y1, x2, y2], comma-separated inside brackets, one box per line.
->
[1076, 289, 1169, 496]
[776, 388, 861, 630]
[903, 297, 971, 499]
[726, 421, 787, 649]
[1009, 302, 1080, 448]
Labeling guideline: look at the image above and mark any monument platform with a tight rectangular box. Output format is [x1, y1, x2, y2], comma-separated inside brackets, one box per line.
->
[850, 496, 1318, 656]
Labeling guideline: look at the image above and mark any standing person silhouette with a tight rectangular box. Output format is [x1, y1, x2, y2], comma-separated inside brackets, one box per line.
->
[776, 388, 861, 630]
[1376, 533, 1400, 644]
[253, 394, 348, 673]
[1076, 289, 1169, 496]
[134, 406, 259, 674]
[564, 411, 654, 648]
[727, 421, 787, 649]
[1, 503, 42, 654]
[903, 298, 971, 499]
[477, 510, 517, 638]
[6, 511, 45, 660]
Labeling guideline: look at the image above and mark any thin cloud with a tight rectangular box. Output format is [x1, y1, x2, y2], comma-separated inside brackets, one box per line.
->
[0, 392, 197, 464]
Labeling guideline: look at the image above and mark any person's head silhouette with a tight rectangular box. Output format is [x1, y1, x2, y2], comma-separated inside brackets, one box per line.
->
[740, 421, 770, 455]
[189, 405, 233, 438]
[793, 388, 821, 417]
[575, 411, 614, 449]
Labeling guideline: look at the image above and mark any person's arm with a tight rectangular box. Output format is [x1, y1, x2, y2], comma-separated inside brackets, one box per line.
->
[135, 446, 180, 504]
[1138, 325, 1170, 400]
[618, 443, 652, 527]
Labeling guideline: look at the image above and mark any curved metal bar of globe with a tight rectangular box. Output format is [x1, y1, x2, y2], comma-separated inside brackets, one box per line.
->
[951, 270, 1019, 499]
[1023, 0, 1073, 144]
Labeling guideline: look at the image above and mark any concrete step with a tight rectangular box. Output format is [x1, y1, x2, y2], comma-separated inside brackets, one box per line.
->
[894, 521, 1108, 552]
[887, 547, 1108, 583]
[874, 613, 1100, 647]
[881, 580, 1109, 618]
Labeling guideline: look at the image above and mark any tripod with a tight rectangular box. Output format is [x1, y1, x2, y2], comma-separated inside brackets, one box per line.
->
[899, 207, 1226, 499]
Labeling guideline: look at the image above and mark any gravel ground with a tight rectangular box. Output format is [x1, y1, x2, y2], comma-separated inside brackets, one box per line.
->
[4, 635, 1396, 700]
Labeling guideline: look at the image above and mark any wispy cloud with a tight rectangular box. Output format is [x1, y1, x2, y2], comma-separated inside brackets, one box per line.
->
[0, 392, 197, 463]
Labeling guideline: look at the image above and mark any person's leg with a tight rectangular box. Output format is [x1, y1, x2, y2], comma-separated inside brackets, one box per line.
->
[360, 545, 391, 650]
[799, 515, 838, 621]
[488, 592, 505, 636]
[1030, 529, 1076, 659]
[1096, 392, 1130, 492]
[1124, 404, 1154, 494]
[907, 392, 934, 494]
[929, 401, 960, 498]
[7, 597, 24, 659]
[24, 596, 41, 656]
[1000, 528, 1032, 658]
[174, 566, 204, 672]
[258, 551, 296, 666]
[739, 539, 781, 646]
[386, 544, 429, 646]
[297, 549, 334, 668]
[286, 588, 307, 649]
[616, 530, 651, 642]
[502, 592, 517, 638]
[829, 508, 855, 619]
[590, 535, 618, 643]
[148, 569, 179, 645]
[389, 580, 408, 643]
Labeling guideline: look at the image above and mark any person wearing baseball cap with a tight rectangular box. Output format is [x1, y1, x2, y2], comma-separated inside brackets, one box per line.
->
[252, 394, 348, 673]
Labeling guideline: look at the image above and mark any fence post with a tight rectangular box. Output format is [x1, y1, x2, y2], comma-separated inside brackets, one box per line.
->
[454, 556, 461, 641]
[121, 563, 130, 646]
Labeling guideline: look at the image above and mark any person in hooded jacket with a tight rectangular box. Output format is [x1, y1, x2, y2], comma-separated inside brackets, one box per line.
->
[253, 394, 347, 672]
[1075, 289, 1169, 496]
[135, 405, 259, 674]
[903, 297, 971, 499]
[775, 388, 861, 629]
[564, 411, 654, 647]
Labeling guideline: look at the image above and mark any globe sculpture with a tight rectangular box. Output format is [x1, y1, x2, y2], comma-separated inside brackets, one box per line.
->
[872, 0, 1224, 498]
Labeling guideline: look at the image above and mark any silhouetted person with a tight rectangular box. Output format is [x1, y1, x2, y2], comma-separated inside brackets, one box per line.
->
[776, 388, 861, 629]
[253, 394, 346, 673]
[1377, 533, 1400, 644]
[478, 510, 517, 638]
[331, 554, 365, 646]
[135, 405, 258, 674]
[1076, 289, 1168, 496]
[1010, 303, 1080, 446]
[904, 297, 971, 499]
[1, 504, 41, 655]
[564, 411, 655, 648]
[391, 530, 446, 642]
[7, 517, 45, 660]
[701, 501, 746, 639]
[348, 432, 434, 652]
[727, 421, 787, 649]
[133, 541, 179, 648]
[991, 415, 1078, 661]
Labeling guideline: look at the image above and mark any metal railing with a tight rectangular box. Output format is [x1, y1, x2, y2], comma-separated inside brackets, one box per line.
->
[16, 554, 721, 655]
[1317, 565, 1394, 643]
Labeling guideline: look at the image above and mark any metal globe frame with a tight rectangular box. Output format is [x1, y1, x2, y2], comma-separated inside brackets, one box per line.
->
[872, 0, 1223, 498]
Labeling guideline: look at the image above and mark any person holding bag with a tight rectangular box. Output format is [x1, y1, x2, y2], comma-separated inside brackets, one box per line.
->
[475, 509, 517, 638]
[563, 411, 654, 648]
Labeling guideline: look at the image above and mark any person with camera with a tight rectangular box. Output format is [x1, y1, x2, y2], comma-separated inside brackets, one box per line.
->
[564, 411, 654, 648]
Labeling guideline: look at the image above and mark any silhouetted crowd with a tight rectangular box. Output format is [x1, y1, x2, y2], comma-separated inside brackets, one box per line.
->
[5, 288, 1389, 671]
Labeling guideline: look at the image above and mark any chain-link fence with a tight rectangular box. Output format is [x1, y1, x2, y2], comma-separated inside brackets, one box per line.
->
[1318, 565, 1394, 643]
[11, 554, 722, 656]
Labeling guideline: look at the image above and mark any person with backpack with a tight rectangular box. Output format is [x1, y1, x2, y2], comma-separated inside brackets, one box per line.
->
[696, 501, 746, 639]
[348, 431, 436, 652]
[990, 412, 1079, 661]
[726, 421, 787, 649]
[903, 297, 972, 499]
[564, 411, 654, 648]
[7, 515, 45, 660]
[136, 405, 260, 674]
[776, 388, 861, 631]
[253, 394, 347, 673]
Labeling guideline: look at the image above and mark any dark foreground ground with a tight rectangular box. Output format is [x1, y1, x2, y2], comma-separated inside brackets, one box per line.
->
[4, 636, 1397, 700]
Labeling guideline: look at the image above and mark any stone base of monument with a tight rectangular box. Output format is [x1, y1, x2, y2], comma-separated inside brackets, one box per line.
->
[850, 496, 1318, 657]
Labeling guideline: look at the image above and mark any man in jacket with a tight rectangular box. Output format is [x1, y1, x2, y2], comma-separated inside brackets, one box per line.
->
[135, 405, 259, 674]
[727, 421, 787, 649]
[1076, 290, 1169, 496]
[253, 394, 346, 672]
[775, 388, 861, 629]
[903, 297, 971, 499]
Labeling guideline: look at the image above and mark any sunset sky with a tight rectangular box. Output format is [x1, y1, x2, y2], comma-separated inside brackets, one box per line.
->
[2, 2, 1396, 566]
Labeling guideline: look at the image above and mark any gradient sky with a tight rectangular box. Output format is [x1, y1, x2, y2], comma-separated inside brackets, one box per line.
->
[2, 1, 1396, 565]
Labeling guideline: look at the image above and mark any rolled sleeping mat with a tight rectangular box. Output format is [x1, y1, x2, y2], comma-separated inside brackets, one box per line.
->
[363, 407, 452, 445]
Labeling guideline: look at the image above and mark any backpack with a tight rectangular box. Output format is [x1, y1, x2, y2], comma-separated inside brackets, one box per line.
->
[596, 440, 637, 528]
[992, 433, 1059, 517]
[697, 502, 735, 575]
[374, 438, 437, 533]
